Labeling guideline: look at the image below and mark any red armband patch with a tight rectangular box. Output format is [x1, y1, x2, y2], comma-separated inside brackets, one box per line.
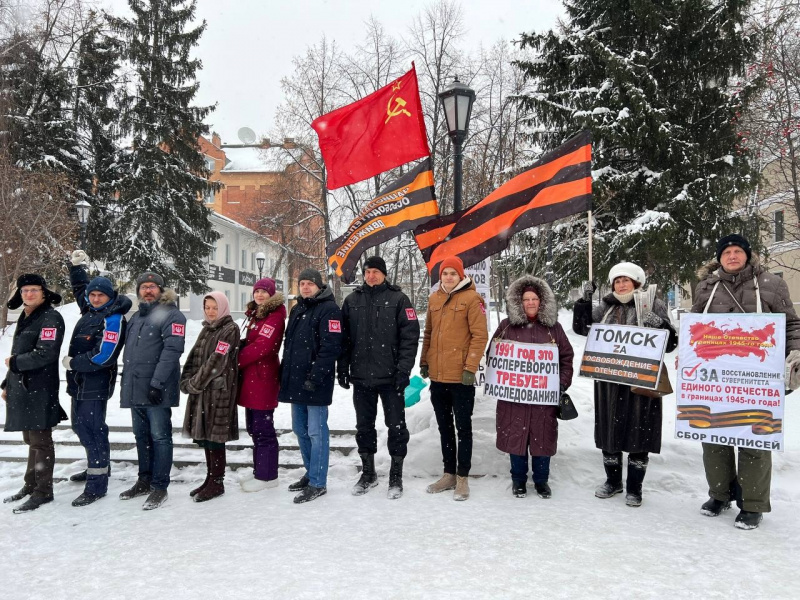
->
[259, 324, 275, 338]
[405, 308, 418, 321]
[172, 323, 185, 337]
[103, 330, 119, 343]
[328, 320, 341, 333]
[215, 341, 230, 355]
[40, 328, 57, 341]
[479, 303, 486, 315]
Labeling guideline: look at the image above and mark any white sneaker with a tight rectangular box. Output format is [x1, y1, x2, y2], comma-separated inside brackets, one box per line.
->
[241, 478, 279, 493]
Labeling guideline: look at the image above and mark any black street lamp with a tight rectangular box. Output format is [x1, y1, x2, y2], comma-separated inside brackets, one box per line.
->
[75, 199, 91, 250]
[438, 77, 475, 213]
[256, 252, 266, 279]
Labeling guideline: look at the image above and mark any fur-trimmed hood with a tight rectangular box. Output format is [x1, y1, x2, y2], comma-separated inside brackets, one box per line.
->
[505, 274, 558, 327]
[137, 288, 178, 315]
[246, 292, 285, 320]
[696, 254, 763, 281]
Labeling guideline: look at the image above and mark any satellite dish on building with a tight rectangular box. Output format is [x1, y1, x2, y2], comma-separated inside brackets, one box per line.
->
[238, 127, 257, 145]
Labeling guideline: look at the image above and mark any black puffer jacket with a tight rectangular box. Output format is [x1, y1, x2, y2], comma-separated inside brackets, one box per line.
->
[338, 281, 420, 388]
[66, 265, 131, 402]
[2, 304, 66, 431]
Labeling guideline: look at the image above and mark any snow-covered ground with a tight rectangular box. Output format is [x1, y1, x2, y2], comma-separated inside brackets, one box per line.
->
[1, 303, 798, 599]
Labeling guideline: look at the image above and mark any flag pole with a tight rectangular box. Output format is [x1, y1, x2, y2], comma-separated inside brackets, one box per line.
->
[587, 210, 594, 282]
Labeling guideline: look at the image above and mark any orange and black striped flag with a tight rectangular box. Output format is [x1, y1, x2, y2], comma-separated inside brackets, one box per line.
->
[414, 131, 592, 282]
[327, 159, 439, 283]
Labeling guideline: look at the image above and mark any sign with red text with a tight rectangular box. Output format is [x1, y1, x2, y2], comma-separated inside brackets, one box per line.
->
[579, 324, 669, 389]
[484, 340, 560, 405]
[675, 313, 785, 452]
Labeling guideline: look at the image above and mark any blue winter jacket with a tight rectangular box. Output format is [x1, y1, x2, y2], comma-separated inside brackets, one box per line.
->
[66, 265, 131, 402]
[120, 289, 186, 408]
[278, 285, 342, 406]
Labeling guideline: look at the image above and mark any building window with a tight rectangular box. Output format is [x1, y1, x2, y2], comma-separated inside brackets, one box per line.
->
[241, 293, 248, 310]
[203, 189, 214, 204]
[210, 241, 216, 261]
[775, 210, 784, 242]
[225, 244, 230, 265]
[242, 249, 247, 269]
[250, 252, 255, 271]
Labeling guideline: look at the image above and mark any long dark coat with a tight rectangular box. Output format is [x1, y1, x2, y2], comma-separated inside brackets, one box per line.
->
[180, 315, 240, 444]
[2, 304, 66, 431]
[573, 292, 677, 454]
[493, 275, 574, 457]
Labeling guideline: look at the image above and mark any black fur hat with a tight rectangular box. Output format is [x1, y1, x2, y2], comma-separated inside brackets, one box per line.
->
[7, 274, 62, 310]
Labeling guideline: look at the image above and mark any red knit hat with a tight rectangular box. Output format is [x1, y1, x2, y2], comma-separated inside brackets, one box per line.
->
[439, 256, 465, 279]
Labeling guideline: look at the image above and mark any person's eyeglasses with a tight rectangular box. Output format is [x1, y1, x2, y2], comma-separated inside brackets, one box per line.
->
[140, 284, 159, 291]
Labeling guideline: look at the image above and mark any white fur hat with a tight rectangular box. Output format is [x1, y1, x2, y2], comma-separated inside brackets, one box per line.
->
[608, 262, 646, 287]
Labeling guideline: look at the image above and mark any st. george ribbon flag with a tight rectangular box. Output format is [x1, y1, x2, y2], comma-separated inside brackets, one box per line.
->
[414, 131, 592, 283]
[311, 64, 430, 190]
[326, 159, 439, 283]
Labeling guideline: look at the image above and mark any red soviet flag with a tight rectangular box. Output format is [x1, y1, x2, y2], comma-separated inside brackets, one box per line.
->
[312, 64, 430, 190]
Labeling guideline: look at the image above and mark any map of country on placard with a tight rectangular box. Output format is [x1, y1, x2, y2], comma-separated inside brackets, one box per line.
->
[688, 321, 776, 362]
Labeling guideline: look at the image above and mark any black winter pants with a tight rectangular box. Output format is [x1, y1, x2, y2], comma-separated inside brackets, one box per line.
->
[430, 381, 475, 476]
[23, 429, 55, 497]
[353, 384, 409, 457]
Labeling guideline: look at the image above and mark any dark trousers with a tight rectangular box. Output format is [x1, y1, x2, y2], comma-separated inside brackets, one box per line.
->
[430, 381, 475, 476]
[131, 406, 173, 490]
[246, 408, 279, 482]
[510, 454, 551, 484]
[353, 384, 410, 457]
[72, 398, 110, 495]
[702, 442, 771, 513]
[22, 429, 55, 497]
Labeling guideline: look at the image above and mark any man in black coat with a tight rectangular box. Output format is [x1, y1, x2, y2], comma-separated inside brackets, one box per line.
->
[278, 268, 342, 504]
[2, 274, 65, 513]
[63, 250, 130, 507]
[337, 256, 419, 499]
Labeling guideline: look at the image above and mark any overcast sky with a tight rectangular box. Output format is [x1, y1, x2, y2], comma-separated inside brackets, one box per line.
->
[102, 0, 565, 145]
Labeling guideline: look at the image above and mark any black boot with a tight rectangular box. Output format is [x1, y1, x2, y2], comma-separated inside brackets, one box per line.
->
[13, 493, 54, 513]
[194, 447, 226, 503]
[512, 481, 527, 498]
[72, 492, 105, 507]
[142, 489, 168, 511]
[3, 485, 34, 504]
[351, 452, 378, 496]
[734, 510, 763, 530]
[387, 456, 404, 500]
[625, 453, 648, 507]
[288, 475, 309, 492]
[119, 479, 151, 501]
[595, 452, 623, 498]
[190, 447, 212, 498]
[293, 485, 327, 504]
[534, 482, 552, 499]
[700, 497, 731, 517]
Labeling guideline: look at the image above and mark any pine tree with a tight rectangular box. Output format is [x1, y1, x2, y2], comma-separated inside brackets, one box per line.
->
[515, 0, 761, 293]
[105, 0, 219, 293]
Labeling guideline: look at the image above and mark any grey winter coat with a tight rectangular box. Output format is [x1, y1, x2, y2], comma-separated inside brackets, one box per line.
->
[180, 315, 240, 444]
[691, 256, 800, 353]
[120, 289, 187, 408]
[2, 304, 66, 431]
[573, 293, 677, 454]
[493, 275, 574, 457]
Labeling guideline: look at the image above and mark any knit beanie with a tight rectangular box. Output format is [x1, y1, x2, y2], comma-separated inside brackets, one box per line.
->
[298, 268, 324, 289]
[363, 256, 387, 276]
[135, 271, 165, 292]
[716, 234, 752, 263]
[439, 256, 465, 279]
[86, 277, 115, 299]
[253, 277, 276, 296]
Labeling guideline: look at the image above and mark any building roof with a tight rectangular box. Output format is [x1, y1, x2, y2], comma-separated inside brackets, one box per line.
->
[221, 146, 306, 172]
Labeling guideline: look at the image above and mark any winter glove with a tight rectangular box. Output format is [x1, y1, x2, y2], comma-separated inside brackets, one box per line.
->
[582, 280, 597, 302]
[337, 372, 350, 389]
[70, 250, 87, 266]
[147, 386, 162, 405]
[61, 356, 72, 370]
[394, 371, 410, 391]
[642, 311, 663, 328]
[420, 365, 429, 379]
[302, 380, 317, 392]
[785, 350, 800, 390]
[461, 370, 476, 386]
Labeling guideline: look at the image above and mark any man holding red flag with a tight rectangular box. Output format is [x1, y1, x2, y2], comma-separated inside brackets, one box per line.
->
[312, 65, 430, 189]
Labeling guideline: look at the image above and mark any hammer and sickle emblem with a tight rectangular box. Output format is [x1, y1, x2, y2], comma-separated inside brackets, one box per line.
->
[385, 94, 412, 124]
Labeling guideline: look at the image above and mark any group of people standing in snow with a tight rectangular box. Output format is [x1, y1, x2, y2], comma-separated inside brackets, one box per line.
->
[2, 233, 798, 530]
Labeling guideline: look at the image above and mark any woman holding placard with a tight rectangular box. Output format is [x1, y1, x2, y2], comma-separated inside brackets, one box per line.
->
[572, 262, 677, 507]
[492, 275, 574, 499]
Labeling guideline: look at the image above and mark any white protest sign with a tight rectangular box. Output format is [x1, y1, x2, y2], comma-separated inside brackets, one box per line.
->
[484, 340, 560, 405]
[675, 313, 785, 452]
[579, 323, 669, 389]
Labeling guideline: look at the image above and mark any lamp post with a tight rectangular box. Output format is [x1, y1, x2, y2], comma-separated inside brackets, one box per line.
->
[256, 252, 266, 279]
[438, 77, 475, 213]
[75, 199, 91, 250]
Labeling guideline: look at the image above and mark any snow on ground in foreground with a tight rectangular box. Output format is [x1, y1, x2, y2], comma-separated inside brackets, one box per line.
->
[0, 306, 799, 599]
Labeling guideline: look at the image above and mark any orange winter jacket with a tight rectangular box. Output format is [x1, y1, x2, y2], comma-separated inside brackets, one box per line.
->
[421, 277, 489, 383]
